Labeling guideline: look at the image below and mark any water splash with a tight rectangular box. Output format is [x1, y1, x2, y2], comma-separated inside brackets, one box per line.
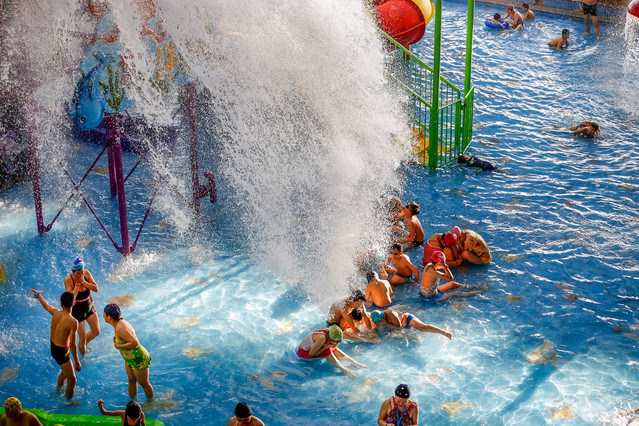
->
[2, 1, 412, 300]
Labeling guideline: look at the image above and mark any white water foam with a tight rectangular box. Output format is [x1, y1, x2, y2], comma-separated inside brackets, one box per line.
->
[3, 1, 413, 300]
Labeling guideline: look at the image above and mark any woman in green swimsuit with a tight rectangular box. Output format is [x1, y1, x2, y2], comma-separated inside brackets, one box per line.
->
[104, 304, 154, 399]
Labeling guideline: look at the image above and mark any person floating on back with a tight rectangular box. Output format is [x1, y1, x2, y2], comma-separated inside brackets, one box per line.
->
[370, 309, 452, 339]
[549, 29, 570, 49]
[522, 3, 535, 20]
[31, 290, 81, 400]
[63, 257, 100, 355]
[227, 402, 265, 426]
[569, 121, 600, 138]
[296, 325, 367, 377]
[1, 397, 43, 426]
[97, 399, 146, 426]
[420, 252, 490, 302]
[458, 154, 496, 171]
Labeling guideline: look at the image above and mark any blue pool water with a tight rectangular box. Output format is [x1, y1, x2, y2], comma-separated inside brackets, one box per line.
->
[1, 1, 639, 425]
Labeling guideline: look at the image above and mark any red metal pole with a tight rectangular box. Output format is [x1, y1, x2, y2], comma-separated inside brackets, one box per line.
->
[186, 83, 201, 215]
[104, 113, 131, 255]
[107, 139, 117, 195]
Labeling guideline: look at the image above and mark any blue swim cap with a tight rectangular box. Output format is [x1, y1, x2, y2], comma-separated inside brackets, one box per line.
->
[72, 257, 84, 271]
[371, 310, 384, 324]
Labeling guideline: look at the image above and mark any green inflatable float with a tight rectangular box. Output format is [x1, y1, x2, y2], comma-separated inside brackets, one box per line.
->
[0, 407, 164, 425]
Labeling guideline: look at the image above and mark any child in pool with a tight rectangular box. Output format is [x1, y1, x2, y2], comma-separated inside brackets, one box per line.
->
[97, 400, 146, 426]
[549, 29, 570, 50]
[569, 121, 600, 138]
[369, 309, 452, 339]
[365, 271, 393, 309]
[489, 13, 507, 29]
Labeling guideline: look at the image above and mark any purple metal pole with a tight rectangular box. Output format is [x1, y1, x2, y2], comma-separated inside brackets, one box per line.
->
[104, 113, 131, 255]
[186, 83, 201, 215]
[107, 140, 117, 195]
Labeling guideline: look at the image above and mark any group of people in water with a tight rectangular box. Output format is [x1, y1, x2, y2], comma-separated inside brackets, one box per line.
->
[486, 2, 602, 50]
[295, 196, 493, 424]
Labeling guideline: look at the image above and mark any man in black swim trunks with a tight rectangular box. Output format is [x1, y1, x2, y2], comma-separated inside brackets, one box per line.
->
[31, 290, 81, 400]
[582, 0, 599, 36]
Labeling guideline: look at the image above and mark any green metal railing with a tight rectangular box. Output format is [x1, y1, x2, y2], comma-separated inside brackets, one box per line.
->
[382, 0, 475, 169]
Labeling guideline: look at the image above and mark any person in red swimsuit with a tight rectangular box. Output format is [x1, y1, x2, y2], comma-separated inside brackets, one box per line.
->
[296, 325, 367, 377]
[377, 384, 419, 426]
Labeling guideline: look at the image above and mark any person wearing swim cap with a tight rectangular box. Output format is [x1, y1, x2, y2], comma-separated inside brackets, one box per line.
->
[103, 304, 154, 399]
[1, 397, 42, 426]
[370, 308, 451, 339]
[377, 384, 419, 426]
[365, 270, 393, 310]
[30, 290, 81, 400]
[423, 231, 463, 267]
[395, 202, 425, 250]
[420, 251, 489, 302]
[97, 399, 146, 426]
[296, 325, 367, 377]
[380, 243, 420, 285]
[227, 402, 265, 426]
[63, 257, 100, 355]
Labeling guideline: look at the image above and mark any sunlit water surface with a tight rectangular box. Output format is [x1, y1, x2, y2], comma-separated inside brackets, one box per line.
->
[1, 1, 639, 425]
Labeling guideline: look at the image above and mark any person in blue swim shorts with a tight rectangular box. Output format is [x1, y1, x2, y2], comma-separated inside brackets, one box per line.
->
[370, 309, 452, 339]
[420, 251, 490, 302]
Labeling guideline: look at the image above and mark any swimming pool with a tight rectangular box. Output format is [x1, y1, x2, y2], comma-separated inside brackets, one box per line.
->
[1, 1, 639, 424]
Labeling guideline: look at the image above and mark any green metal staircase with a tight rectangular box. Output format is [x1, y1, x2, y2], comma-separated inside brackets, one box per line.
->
[383, 0, 475, 169]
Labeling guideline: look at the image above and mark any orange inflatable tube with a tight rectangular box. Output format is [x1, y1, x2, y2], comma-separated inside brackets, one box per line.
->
[373, 0, 434, 48]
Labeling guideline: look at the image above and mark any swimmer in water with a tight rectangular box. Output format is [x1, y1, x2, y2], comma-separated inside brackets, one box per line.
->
[296, 325, 367, 377]
[380, 243, 420, 285]
[1, 397, 43, 426]
[227, 402, 265, 426]
[420, 251, 490, 302]
[521, 3, 535, 20]
[103, 304, 154, 399]
[370, 309, 452, 339]
[31, 290, 81, 400]
[365, 271, 393, 309]
[457, 154, 497, 171]
[568, 121, 600, 138]
[63, 257, 100, 355]
[97, 400, 146, 426]
[395, 202, 425, 250]
[549, 29, 570, 50]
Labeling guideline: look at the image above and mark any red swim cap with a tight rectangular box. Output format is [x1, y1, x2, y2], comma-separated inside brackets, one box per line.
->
[451, 226, 462, 238]
[443, 233, 457, 246]
[432, 250, 446, 263]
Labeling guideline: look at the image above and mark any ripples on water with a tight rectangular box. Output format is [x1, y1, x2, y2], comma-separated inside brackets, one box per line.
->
[1, 1, 639, 425]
